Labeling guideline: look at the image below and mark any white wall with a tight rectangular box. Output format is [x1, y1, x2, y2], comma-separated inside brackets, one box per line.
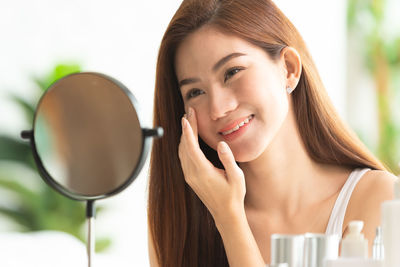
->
[278, 0, 348, 117]
[0, 0, 347, 266]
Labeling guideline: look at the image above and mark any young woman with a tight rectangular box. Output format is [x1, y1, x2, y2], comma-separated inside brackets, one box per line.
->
[148, 0, 397, 266]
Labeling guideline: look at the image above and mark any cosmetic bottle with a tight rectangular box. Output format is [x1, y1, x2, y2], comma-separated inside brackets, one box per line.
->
[324, 220, 383, 267]
[381, 179, 400, 267]
[372, 227, 384, 260]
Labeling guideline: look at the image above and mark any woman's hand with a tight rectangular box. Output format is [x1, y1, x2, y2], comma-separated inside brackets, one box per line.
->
[178, 107, 246, 225]
[178, 107, 266, 267]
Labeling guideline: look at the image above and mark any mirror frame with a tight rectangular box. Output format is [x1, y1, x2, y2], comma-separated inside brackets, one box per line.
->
[22, 72, 157, 201]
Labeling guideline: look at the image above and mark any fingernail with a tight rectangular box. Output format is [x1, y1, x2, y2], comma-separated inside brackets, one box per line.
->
[187, 107, 193, 118]
[219, 141, 229, 153]
[182, 117, 187, 129]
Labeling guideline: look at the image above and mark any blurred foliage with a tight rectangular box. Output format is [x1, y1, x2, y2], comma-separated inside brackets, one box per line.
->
[0, 63, 111, 252]
[347, 0, 400, 173]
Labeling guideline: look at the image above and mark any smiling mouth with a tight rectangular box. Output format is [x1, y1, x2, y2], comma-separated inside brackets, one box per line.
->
[219, 115, 254, 136]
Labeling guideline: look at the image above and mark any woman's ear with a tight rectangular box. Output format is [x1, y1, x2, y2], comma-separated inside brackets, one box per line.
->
[280, 47, 302, 91]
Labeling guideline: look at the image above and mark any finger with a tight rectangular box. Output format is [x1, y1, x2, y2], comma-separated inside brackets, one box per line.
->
[181, 116, 211, 168]
[178, 133, 196, 178]
[186, 107, 198, 142]
[217, 141, 244, 182]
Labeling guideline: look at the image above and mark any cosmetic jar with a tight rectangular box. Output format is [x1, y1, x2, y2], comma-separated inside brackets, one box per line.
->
[303, 233, 339, 267]
[270, 234, 305, 267]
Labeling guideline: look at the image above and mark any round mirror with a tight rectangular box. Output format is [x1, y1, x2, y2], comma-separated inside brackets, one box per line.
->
[25, 72, 161, 200]
[21, 72, 162, 266]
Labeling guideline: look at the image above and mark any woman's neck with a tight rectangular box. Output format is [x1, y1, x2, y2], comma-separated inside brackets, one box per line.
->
[239, 110, 349, 219]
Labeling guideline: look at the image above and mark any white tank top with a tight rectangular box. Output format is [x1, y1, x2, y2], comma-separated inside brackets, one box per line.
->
[325, 168, 371, 236]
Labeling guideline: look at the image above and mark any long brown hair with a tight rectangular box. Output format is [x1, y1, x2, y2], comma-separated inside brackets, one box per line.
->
[148, 0, 386, 266]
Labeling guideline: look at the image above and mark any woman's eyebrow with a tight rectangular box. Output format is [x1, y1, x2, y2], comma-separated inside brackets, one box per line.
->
[212, 52, 246, 72]
[178, 52, 247, 89]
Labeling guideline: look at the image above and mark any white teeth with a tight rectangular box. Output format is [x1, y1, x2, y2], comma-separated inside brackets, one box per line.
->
[221, 115, 254, 136]
[232, 125, 240, 131]
[223, 128, 234, 135]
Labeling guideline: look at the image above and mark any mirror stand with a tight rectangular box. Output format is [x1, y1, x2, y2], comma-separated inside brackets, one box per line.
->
[86, 200, 96, 267]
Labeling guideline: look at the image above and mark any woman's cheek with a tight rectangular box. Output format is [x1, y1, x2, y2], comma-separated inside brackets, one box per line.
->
[198, 121, 219, 150]
[233, 72, 261, 96]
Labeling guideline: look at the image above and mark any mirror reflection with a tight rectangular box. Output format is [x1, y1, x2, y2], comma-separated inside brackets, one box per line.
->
[33, 73, 142, 197]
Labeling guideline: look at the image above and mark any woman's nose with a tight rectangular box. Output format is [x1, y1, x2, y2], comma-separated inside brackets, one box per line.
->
[209, 88, 238, 121]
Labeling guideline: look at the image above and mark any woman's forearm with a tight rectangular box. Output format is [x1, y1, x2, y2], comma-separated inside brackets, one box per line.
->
[215, 211, 265, 267]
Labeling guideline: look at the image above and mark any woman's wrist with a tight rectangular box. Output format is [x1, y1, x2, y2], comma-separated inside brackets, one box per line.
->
[214, 204, 247, 233]
[213, 205, 266, 267]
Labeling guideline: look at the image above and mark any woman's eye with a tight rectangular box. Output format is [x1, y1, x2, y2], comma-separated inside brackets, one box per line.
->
[224, 67, 243, 82]
[186, 89, 204, 100]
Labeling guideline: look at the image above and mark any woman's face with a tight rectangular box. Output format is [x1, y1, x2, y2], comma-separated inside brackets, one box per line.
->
[175, 26, 291, 162]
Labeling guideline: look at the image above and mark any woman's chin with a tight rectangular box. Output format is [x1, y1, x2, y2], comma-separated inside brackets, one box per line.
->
[231, 150, 260, 163]
[230, 142, 269, 163]
[207, 138, 265, 163]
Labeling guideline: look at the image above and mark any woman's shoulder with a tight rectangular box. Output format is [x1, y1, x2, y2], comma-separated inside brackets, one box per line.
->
[343, 169, 398, 242]
[347, 169, 397, 216]
[355, 169, 397, 200]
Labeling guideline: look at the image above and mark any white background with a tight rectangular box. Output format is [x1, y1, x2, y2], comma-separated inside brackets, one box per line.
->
[0, 0, 348, 266]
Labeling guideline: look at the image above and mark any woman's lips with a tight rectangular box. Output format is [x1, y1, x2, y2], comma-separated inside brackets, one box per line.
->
[218, 114, 254, 134]
[219, 115, 254, 142]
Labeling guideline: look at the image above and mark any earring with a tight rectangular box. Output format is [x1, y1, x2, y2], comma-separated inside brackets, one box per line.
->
[286, 87, 295, 94]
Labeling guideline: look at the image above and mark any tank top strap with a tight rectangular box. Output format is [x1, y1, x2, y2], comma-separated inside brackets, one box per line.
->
[325, 168, 371, 236]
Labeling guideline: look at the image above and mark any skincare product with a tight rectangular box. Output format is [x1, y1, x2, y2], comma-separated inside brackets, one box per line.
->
[372, 227, 384, 260]
[270, 233, 339, 267]
[303, 233, 339, 267]
[381, 179, 400, 267]
[324, 220, 383, 267]
[325, 258, 383, 267]
[270, 234, 305, 267]
[340, 220, 368, 258]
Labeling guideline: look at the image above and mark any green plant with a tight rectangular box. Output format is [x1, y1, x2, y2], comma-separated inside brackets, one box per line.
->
[0, 63, 111, 252]
[347, 0, 400, 173]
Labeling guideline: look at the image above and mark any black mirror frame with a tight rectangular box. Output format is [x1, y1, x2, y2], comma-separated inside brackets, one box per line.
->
[21, 72, 163, 201]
